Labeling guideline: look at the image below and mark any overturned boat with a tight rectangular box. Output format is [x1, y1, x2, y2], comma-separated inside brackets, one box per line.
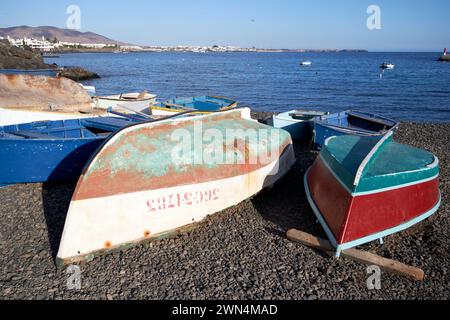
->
[0, 116, 139, 188]
[150, 96, 238, 116]
[313, 110, 398, 149]
[57, 109, 296, 266]
[305, 132, 441, 256]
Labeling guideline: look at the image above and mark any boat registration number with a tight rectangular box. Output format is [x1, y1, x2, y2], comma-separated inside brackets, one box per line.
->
[146, 188, 220, 212]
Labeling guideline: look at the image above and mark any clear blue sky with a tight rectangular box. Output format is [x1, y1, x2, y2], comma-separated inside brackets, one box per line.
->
[1, 0, 449, 51]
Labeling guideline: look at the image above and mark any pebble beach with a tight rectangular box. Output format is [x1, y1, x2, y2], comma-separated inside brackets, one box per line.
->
[0, 115, 448, 300]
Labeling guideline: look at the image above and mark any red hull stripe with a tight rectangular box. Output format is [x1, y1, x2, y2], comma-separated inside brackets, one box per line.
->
[308, 157, 440, 244]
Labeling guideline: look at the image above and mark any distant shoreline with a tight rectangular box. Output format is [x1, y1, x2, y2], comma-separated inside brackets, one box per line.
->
[49, 48, 369, 54]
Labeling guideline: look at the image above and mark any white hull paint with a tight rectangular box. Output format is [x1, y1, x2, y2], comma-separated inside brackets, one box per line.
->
[0, 108, 95, 126]
[57, 144, 296, 263]
[95, 93, 157, 114]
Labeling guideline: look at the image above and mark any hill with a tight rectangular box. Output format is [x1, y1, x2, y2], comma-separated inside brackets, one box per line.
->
[0, 26, 127, 45]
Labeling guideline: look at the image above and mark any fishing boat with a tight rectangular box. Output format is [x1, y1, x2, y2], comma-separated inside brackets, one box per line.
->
[95, 92, 157, 114]
[0, 68, 59, 77]
[300, 61, 312, 66]
[273, 110, 328, 141]
[56, 108, 296, 265]
[380, 62, 395, 69]
[304, 131, 441, 256]
[150, 96, 238, 116]
[0, 116, 139, 188]
[313, 110, 398, 149]
[0, 74, 101, 126]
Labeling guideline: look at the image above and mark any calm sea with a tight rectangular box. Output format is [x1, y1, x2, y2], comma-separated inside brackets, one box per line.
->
[46, 52, 450, 122]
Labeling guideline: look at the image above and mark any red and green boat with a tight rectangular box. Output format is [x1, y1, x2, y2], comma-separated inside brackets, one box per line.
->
[305, 131, 441, 256]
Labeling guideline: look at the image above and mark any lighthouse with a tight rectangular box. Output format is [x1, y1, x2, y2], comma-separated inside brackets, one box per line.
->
[444, 48, 447, 56]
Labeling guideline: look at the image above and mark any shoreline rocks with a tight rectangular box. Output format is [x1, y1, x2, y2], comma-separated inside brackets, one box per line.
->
[57, 67, 100, 81]
[0, 39, 100, 80]
[438, 55, 450, 62]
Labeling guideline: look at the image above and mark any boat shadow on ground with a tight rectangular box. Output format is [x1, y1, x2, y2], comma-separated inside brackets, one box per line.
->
[251, 143, 328, 241]
[41, 181, 77, 261]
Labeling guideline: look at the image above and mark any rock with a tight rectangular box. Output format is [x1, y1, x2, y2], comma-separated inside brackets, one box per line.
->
[58, 67, 100, 81]
[0, 39, 52, 70]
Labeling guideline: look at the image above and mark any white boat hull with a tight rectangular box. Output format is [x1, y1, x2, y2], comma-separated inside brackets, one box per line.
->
[0, 108, 95, 126]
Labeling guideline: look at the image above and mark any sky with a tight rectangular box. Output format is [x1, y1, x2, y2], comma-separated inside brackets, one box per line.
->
[1, 0, 449, 51]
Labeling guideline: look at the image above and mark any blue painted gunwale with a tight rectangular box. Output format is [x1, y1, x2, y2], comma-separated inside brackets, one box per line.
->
[161, 96, 237, 112]
[303, 167, 442, 256]
[0, 117, 137, 187]
[272, 110, 327, 140]
[313, 110, 399, 149]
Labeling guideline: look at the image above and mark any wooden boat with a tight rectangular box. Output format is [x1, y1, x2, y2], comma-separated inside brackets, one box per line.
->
[313, 110, 398, 149]
[273, 110, 328, 141]
[380, 62, 395, 69]
[56, 109, 296, 265]
[0, 68, 60, 77]
[150, 96, 238, 116]
[95, 92, 157, 114]
[304, 131, 441, 256]
[0, 116, 138, 188]
[0, 74, 101, 126]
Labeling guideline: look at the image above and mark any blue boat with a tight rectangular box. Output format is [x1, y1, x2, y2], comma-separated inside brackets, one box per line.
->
[151, 96, 237, 116]
[0, 69, 60, 77]
[313, 110, 398, 149]
[272, 110, 328, 142]
[0, 116, 138, 187]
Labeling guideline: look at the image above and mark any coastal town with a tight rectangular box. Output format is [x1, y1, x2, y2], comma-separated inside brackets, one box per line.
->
[0, 34, 366, 53]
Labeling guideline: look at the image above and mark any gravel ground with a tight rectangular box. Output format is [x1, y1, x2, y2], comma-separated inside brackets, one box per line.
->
[0, 115, 448, 300]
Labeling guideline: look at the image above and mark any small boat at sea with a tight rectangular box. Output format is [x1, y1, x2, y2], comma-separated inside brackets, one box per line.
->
[305, 131, 441, 256]
[300, 61, 312, 66]
[0, 116, 139, 188]
[272, 110, 328, 141]
[380, 62, 395, 69]
[0, 68, 59, 77]
[313, 110, 398, 149]
[150, 96, 238, 116]
[56, 108, 296, 265]
[95, 92, 157, 114]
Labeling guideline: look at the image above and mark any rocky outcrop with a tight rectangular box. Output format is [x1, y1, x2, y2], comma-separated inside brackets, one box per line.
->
[58, 67, 100, 81]
[438, 55, 450, 62]
[0, 39, 54, 69]
[0, 74, 94, 112]
[0, 40, 100, 80]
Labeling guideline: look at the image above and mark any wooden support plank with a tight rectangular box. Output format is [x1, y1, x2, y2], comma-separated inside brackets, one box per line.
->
[286, 229, 425, 281]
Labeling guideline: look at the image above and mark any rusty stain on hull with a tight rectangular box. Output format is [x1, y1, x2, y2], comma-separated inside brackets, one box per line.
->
[56, 110, 296, 266]
[73, 111, 291, 201]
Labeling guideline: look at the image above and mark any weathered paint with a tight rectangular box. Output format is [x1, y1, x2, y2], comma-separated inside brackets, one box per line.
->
[313, 110, 399, 149]
[0, 117, 136, 186]
[305, 134, 440, 250]
[272, 110, 327, 141]
[57, 109, 296, 265]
